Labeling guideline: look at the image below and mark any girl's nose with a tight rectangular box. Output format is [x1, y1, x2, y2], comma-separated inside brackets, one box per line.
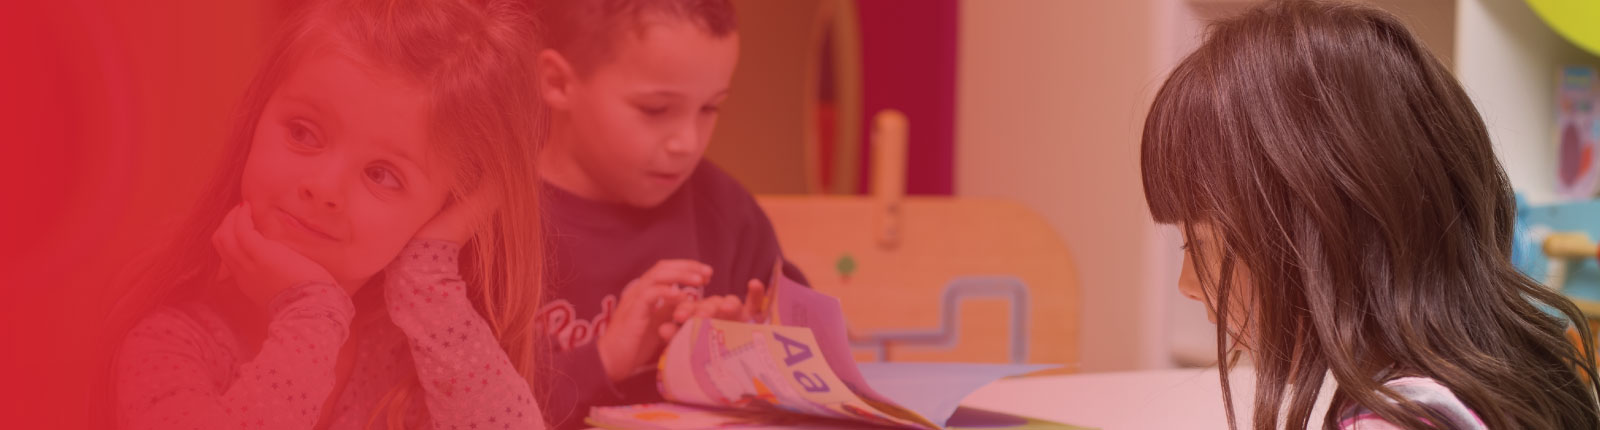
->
[300, 187, 341, 210]
[298, 169, 344, 211]
[1180, 286, 1204, 302]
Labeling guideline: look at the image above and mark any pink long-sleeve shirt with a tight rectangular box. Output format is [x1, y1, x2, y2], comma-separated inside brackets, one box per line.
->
[114, 240, 545, 429]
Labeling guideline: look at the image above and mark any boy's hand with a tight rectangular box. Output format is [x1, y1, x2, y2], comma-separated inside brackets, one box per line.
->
[212, 203, 338, 308]
[596, 260, 710, 383]
[743, 279, 769, 323]
[661, 279, 769, 339]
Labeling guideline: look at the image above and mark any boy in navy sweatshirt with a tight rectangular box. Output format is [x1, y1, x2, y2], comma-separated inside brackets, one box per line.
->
[530, 1, 806, 428]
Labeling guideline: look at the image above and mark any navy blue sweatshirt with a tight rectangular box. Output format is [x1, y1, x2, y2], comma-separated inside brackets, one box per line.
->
[534, 160, 807, 429]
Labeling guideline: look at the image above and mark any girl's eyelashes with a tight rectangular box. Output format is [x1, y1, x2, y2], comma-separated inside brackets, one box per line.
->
[278, 115, 411, 195]
[364, 164, 404, 191]
[636, 104, 670, 117]
[699, 104, 720, 115]
[285, 118, 323, 149]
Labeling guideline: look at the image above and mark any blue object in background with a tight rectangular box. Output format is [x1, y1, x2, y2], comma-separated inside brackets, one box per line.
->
[1512, 194, 1600, 303]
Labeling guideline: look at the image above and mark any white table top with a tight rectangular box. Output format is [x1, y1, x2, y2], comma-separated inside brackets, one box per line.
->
[961, 367, 1335, 429]
[581, 367, 1336, 429]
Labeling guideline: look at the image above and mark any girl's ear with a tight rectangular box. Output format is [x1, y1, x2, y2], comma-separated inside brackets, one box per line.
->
[537, 49, 577, 110]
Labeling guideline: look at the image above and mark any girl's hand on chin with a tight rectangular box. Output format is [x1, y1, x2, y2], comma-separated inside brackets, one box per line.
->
[213, 202, 339, 307]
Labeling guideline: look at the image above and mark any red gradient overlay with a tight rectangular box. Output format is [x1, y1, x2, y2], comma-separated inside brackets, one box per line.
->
[0, 1, 761, 427]
[2, 1, 312, 427]
[2, 0, 1047, 428]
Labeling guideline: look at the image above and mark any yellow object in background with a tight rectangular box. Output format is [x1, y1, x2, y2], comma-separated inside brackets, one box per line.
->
[1544, 231, 1597, 259]
[1527, 0, 1600, 56]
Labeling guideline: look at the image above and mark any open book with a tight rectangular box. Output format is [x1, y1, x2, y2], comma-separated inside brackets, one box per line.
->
[587, 265, 1090, 430]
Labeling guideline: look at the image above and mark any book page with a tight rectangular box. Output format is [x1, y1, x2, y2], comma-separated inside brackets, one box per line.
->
[657, 318, 933, 428]
[766, 271, 1056, 428]
[857, 362, 1056, 428]
[649, 266, 1059, 429]
[586, 403, 849, 430]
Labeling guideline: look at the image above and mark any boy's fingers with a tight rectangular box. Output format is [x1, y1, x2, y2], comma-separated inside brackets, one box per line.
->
[641, 269, 709, 288]
[710, 296, 742, 321]
[633, 283, 687, 315]
[648, 260, 713, 281]
[622, 277, 669, 303]
[658, 322, 679, 342]
[692, 298, 726, 321]
[652, 259, 713, 274]
[620, 278, 646, 301]
[673, 298, 698, 323]
[719, 295, 742, 315]
[744, 280, 766, 321]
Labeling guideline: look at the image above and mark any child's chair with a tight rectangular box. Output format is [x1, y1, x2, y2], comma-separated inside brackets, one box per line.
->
[1517, 202, 1600, 382]
[757, 111, 1081, 371]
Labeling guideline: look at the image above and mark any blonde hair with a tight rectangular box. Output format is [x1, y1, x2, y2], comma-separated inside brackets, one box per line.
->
[100, 0, 547, 427]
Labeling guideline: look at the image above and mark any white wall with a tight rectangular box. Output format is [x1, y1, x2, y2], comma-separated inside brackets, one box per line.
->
[956, 0, 1174, 372]
[1456, 0, 1599, 204]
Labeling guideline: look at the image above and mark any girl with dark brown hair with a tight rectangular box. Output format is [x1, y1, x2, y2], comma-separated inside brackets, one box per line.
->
[1143, 1, 1600, 428]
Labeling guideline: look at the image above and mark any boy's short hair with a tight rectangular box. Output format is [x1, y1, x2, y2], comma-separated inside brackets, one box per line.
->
[537, 0, 738, 75]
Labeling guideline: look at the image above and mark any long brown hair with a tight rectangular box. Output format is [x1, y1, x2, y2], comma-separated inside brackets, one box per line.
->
[1142, 1, 1600, 428]
[99, 0, 547, 427]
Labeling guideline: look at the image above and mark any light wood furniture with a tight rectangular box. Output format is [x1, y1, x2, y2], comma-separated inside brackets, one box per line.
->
[758, 111, 1081, 370]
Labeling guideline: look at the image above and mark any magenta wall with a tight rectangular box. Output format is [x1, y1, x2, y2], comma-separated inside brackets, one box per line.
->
[855, 0, 959, 196]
